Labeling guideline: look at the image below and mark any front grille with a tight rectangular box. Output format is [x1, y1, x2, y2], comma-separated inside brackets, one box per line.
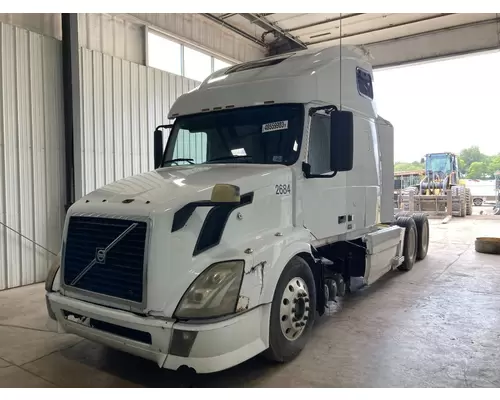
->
[63, 216, 148, 304]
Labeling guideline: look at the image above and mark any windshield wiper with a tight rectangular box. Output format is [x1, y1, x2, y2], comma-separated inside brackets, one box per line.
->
[163, 158, 195, 166]
[206, 155, 253, 163]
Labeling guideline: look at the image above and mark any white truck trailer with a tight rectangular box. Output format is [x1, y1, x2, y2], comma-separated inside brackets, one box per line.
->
[45, 45, 430, 374]
[464, 179, 497, 206]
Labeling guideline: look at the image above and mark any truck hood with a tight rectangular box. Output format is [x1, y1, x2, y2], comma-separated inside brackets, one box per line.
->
[64, 163, 295, 317]
[81, 163, 290, 209]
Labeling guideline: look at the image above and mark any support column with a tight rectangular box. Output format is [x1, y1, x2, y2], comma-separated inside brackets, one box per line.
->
[61, 13, 82, 211]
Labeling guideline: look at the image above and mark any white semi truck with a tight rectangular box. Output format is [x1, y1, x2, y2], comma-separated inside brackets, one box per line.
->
[45, 45, 430, 374]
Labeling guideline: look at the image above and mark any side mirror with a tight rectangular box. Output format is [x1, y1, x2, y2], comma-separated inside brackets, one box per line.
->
[330, 111, 353, 172]
[154, 129, 164, 169]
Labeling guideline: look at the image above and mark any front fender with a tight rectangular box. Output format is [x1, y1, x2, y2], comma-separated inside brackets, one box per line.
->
[245, 226, 313, 305]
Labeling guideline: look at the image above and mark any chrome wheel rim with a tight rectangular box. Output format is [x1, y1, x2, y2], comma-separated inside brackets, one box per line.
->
[280, 277, 310, 341]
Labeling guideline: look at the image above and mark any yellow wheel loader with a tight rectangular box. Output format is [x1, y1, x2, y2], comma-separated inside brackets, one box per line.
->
[401, 152, 471, 217]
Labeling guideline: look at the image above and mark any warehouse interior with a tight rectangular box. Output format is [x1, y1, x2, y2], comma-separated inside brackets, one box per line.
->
[0, 12, 500, 387]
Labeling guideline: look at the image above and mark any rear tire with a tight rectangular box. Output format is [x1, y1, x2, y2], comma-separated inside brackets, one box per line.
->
[395, 216, 418, 271]
[412, 213, 429, 260]
[263, 256, 317, 363]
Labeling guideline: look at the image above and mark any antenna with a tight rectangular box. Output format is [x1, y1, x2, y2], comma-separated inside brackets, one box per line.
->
[339, 13, 343, 111]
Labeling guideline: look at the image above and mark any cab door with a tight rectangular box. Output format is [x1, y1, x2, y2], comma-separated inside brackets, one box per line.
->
[298, 113, 348, 240]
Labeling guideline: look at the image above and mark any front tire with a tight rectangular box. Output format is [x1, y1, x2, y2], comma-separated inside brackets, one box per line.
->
[458, 186, 467, 217]
[263, 256, 316, 363]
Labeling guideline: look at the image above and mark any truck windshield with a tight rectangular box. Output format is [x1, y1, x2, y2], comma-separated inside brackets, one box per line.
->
[162, 104, 304, 167]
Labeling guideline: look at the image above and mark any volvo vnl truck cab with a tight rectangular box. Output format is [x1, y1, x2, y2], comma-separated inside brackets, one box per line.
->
[45, 45, 430, 374]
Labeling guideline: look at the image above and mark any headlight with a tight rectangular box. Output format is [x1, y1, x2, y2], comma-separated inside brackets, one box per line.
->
[175, 260, 245, 319]
[45, 255, 61, 292]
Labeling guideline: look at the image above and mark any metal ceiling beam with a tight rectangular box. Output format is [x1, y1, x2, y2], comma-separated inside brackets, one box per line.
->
[285, 13, 364, 33]
[366, 17, 500, 69]
[219, 13, 236, 20]
[365, 16, 500, 47]
[306, 13, 454, 46]
[201, 13, 266, 47]
[373, 46, 500, 70]
[239, 13, 307, 49]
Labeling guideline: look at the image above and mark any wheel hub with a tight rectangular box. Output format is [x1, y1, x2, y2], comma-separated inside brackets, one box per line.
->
[280, 277, 310, 341]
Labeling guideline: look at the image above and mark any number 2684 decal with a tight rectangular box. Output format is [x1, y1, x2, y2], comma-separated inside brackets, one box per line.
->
[275, 184, 291, 195]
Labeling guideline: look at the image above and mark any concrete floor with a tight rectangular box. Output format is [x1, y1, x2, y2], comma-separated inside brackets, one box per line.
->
[1, 212, 500, 387]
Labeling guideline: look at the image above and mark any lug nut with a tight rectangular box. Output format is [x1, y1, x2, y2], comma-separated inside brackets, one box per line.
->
[295, 323, 301, 328]
[291, 308, 296, 313]
[305, 307, 310, 312]
[293, 298, 298, 303]
[304, 298, 309, 303]
[304, 316, 308, 321]
[301, 322, 305, 326]
[292, 317, 297, 322]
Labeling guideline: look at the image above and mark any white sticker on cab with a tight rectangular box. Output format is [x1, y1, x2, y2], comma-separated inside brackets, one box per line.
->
[262, 120, 288, 133]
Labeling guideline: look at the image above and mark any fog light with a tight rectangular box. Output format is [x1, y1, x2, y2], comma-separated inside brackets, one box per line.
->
[170, 329, 198, 357]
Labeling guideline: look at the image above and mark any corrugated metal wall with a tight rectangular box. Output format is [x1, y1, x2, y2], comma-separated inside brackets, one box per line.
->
[79, 47, 200, 196]
[0, 14, 61, 40]
[0, 16, 238, 290]
[0, 22, 65, 290]
[127, 13, 264, 63]
[0, 13, 264, 65]
[78, 14, 145, 65]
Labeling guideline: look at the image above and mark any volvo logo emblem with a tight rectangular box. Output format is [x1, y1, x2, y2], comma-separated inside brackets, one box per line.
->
[96, 248, 106, 264]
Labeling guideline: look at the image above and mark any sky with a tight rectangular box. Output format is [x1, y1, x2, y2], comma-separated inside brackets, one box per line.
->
[373, 50, 500, 163]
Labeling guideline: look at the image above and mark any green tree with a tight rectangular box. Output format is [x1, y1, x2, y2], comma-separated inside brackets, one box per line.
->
[486, 155, 500, 178]
[467, 161, 488, 179]
[394, 161, 424, 172]
[457, 156, 467, 176]
[460, 146, 486, 171]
